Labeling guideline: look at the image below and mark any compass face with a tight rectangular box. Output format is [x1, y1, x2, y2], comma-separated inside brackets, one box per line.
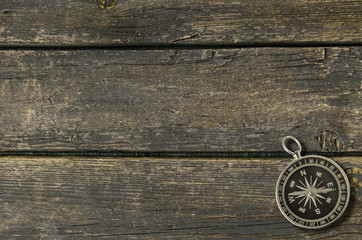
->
[276, 155, 350, 229]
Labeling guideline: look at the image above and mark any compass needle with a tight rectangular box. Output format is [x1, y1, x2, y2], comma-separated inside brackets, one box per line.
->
[316, 197, 323, 205]
[316, 180, 324, 188]
[316, 188, 334, 194]
[316, 193, 326, 200]
[296, 185, 307, 191]
[312, 177, 319, 188]
[309, 197, 312, 209]
[299, 180, 307, 189]
[289, 190, 309, 196]
[276, 136, 350, 229]
[304, 177, 311, 188]
[303, 195, 310, 208]
[311, 196, 317, 208]
[295, 195, 305, 199]
[298, 196, 306, 204]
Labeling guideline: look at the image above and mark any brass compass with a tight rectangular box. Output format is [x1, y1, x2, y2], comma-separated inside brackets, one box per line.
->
[276, 136, 350, 229]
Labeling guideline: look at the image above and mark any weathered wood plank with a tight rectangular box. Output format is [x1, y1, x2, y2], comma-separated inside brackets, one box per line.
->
[0, 47, 360, 152]
[0, 156, 360, 239]
[0, 0, 361, 46]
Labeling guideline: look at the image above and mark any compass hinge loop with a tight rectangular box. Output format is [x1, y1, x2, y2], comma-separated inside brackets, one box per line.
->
[282, 136, 303, 160]
[292, 151, 301, 160]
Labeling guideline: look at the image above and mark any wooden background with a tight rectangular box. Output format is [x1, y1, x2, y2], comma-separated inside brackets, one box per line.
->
[0, 0, 361, 239]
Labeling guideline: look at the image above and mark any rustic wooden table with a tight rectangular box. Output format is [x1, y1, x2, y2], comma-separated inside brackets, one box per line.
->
[0, 0, 361, 239]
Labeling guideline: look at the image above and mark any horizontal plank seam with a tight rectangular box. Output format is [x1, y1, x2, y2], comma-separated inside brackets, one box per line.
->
[0, 42, 361, 50]
[0, 151, 361, 158]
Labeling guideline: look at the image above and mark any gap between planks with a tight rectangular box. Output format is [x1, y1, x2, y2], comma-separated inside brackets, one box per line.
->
[0, 42, 362, 50]
[0, 151, 361, 158]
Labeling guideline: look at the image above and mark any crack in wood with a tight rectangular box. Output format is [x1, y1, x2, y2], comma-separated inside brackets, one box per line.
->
[170, 33, 200, 43]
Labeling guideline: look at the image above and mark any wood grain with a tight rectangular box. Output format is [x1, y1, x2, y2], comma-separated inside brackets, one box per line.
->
[0, 0, 361, 46]
[0, 156, 360, 239]
[0, 47, 360, 152]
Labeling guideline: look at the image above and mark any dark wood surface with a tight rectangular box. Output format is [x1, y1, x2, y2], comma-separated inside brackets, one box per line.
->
[0, 47, 360, 152]
[0, 0, 360, 238]
[0, 156, 360, 239]
[0, 0, 361, 46]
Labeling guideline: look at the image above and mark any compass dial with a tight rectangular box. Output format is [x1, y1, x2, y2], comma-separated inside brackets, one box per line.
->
[276, 155, 350, 229]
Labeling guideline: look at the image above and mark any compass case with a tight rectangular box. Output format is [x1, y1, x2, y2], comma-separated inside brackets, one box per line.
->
[276, 155, 350, 229]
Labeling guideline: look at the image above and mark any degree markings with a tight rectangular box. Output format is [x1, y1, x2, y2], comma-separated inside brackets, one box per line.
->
[276, 155, 350, 229]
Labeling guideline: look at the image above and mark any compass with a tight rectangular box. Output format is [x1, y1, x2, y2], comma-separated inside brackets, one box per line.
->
[276, 136, 350, 229]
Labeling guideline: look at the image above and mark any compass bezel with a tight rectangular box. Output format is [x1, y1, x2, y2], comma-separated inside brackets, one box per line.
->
[275, 155, 350, 229]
